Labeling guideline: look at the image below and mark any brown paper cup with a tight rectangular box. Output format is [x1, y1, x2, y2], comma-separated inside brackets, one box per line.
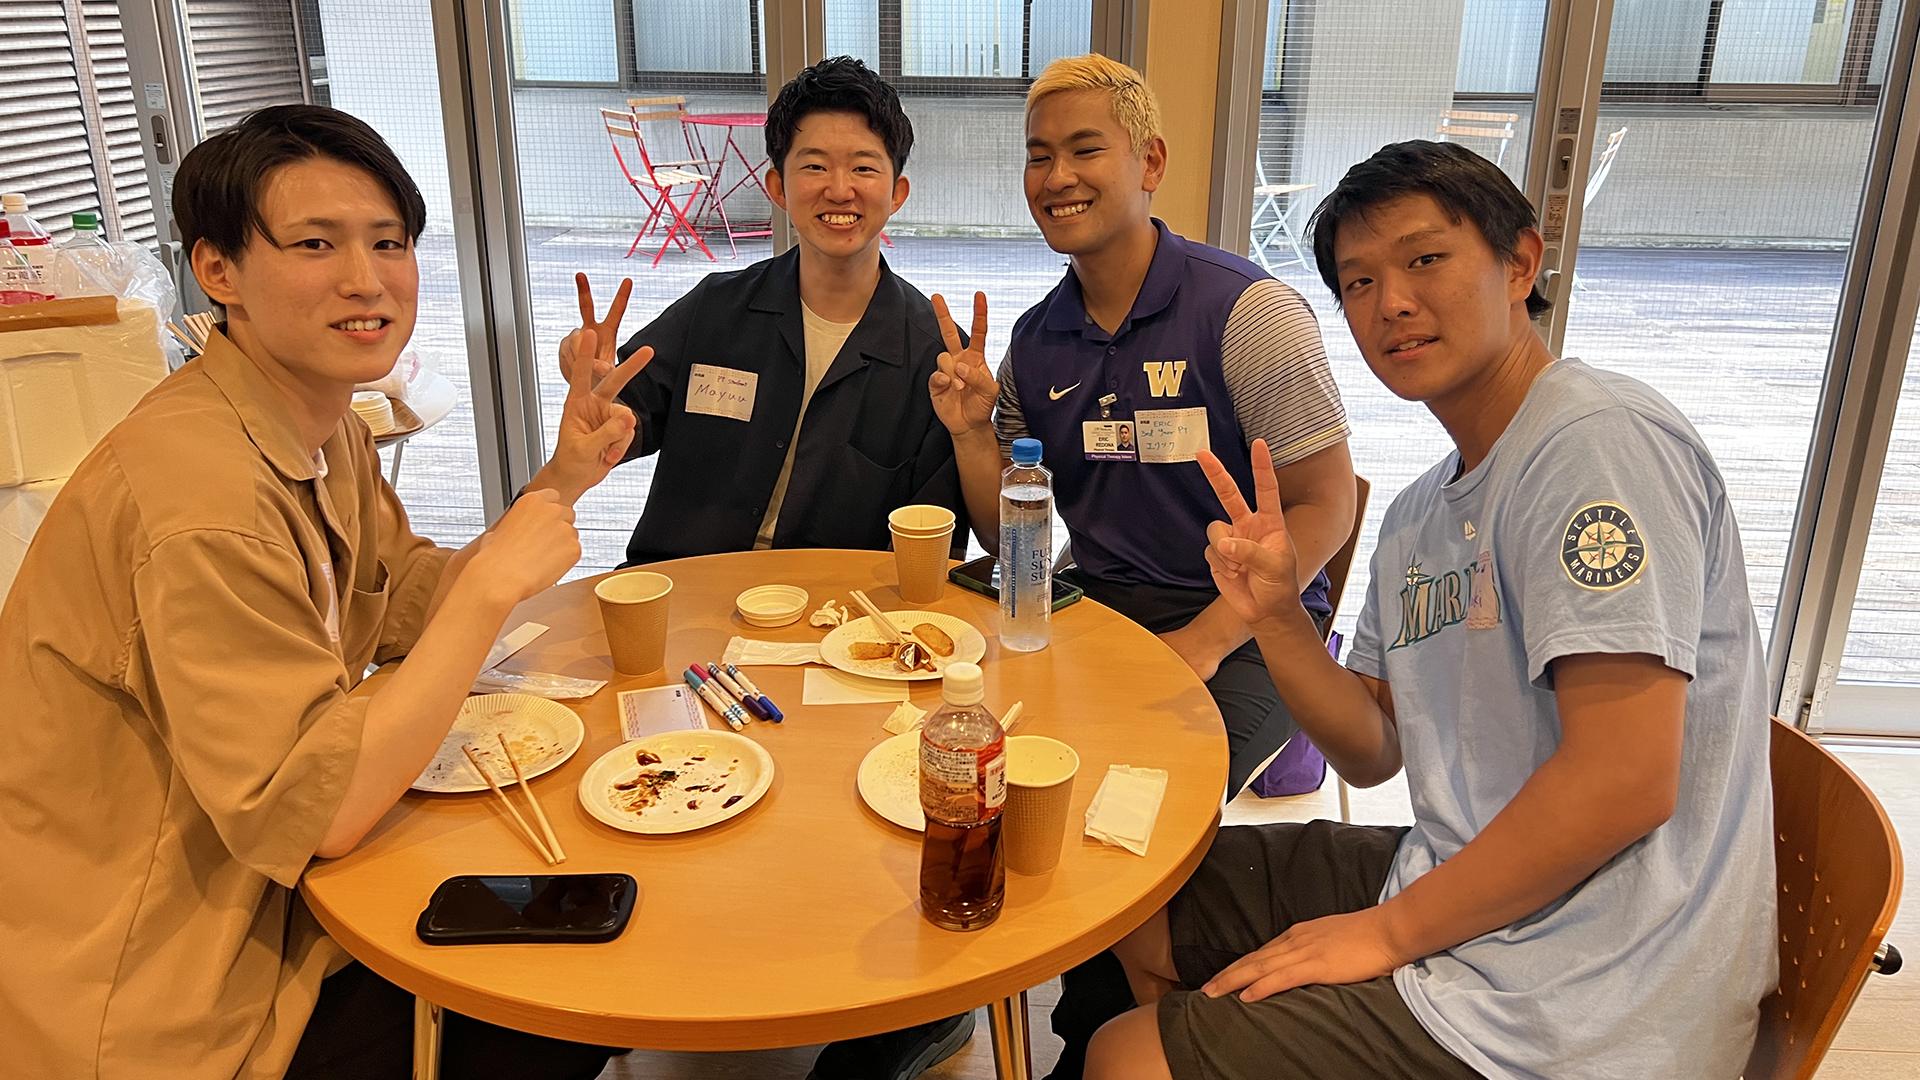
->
[1003, 735, 1080, 875]
[890, 516, 954, 604]
[594, 571, 673, 676]
[888, 504, 957, 536]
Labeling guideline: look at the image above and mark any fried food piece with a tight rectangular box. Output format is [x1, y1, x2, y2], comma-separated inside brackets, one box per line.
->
[911, 623, 955, 656]
[849, 640, 899, 661]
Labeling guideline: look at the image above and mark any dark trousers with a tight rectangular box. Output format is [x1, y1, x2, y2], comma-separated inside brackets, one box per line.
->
[1048, 572, 1328, 1080]
[284, 962, 620, 1080]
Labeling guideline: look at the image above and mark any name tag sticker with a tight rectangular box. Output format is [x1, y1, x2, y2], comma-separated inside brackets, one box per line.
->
[687, 364, 758, 422]
[1135, 407, 1209, 463]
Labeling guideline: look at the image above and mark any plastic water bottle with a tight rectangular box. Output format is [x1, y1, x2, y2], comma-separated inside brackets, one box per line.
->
[0, 220, 54, 304]
[918, 661, 1006, 931]
[999, 437, 1053, 652]
[2, 194, 55, 280]
[59, 211, 117, 295]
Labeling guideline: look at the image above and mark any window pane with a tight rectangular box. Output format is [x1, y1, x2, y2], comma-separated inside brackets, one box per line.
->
[1711, 0, 1841, 84]
[1602, 0, 1711, 82]
[825, 0, 880, 66]
[901, 0, 1026, 77]
[303, 0, 489, 548]
[1252, 1, 1543, 642]
[511, 0, 616, 82]
[633, 0, 762, 74]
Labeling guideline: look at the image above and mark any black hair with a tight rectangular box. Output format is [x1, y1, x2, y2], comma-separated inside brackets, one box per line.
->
[1308, 140, 1550, 319]
[765, 56, 914, 176]
[172, 104, 427, 261]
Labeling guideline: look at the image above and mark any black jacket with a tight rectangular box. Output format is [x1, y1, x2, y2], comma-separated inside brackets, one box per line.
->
[614, 249, 966, 565]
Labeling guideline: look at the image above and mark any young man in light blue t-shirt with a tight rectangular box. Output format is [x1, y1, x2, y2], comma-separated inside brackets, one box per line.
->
[1078, 140, 1778, 1080]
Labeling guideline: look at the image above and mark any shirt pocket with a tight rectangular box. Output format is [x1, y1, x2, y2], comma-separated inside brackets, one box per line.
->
[811, 443, 912, 548]
[340, 556, 393, 665]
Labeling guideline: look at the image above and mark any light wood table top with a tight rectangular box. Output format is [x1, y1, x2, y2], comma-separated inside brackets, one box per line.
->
[303, 549, 1226, 1050]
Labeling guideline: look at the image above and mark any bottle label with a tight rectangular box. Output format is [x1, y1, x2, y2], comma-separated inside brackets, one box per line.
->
[921, 736, 1006, 825]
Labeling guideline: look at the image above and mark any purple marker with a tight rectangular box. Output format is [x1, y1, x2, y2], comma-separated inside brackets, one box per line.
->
[724, 663, 783, 722]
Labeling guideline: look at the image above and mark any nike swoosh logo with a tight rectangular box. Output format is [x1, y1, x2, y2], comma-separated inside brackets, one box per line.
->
[1048, 382, 1082, 401]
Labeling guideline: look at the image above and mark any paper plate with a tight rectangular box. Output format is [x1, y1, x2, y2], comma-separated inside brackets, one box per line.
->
[412, 693, 585, 793]
[578, 730, 775, 835]
[857, 731, 924, 831]
[819, 611, 986, 683]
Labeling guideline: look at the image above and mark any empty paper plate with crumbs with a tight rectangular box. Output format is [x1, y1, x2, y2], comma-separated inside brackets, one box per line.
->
[578, 730, 775, 835]
[411, 693, 586, 793]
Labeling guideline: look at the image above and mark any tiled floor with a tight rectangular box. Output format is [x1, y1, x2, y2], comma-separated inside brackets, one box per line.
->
[599, 740, 1917, 1079]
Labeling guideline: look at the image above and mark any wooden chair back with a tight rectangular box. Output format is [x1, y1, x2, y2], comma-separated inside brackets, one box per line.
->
[1745, 719, 1904, 1079]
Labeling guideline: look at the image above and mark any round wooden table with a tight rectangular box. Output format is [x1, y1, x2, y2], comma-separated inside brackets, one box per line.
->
[303, 549, 1226, 1078]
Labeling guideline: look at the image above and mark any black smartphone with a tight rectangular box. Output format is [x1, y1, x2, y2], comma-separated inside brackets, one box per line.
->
[415, 873, 637, 946]
[948, 554, 1085, 611]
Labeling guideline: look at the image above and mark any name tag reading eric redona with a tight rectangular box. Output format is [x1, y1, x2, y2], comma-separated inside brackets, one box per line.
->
[1135, 407, 1209, 463]
[686, 364, 759, 422]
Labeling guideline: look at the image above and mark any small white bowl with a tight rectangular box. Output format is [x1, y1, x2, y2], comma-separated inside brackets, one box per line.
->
[735, 584, 809, 628]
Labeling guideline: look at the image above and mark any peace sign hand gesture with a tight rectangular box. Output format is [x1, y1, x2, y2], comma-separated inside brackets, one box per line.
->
[927, 292, 998, 436]
[1197, 439, 1303, 626]
[540, 273, 651, 503]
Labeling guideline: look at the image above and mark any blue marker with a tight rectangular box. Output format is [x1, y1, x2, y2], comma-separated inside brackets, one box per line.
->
[684, 667, 746, 730]
[725, 663, 783, 722]
[703, 663, 769, 721]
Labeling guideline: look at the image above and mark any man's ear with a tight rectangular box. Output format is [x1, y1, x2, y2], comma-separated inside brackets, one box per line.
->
[1140, 136, 1168, 195]
[191, 238, 242, 311]
[766, 166, 788, 214]
[1509, 226, 1545, 307]
[890, 173, 910, 214]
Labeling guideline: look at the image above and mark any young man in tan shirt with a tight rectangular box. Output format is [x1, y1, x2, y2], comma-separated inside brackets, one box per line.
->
[0, 106, 642, 1078]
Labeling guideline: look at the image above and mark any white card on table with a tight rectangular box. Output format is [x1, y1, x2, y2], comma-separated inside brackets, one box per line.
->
[802, 669, 911, 705]
[1135, 407, 1210, 464]
[686, 364, 758, 422]
[618, 684, 708, 740]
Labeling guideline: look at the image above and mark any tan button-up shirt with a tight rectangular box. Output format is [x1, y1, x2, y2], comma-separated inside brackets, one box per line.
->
[0, 330, 452, 1079]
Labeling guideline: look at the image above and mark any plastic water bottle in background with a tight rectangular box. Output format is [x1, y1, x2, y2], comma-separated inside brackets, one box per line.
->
[59, 211, 117, 296]
[2, 194, 55, 280]
[0, 220, 54, 304]
[999, 437, 1053, 653]
[918, 661, 1006, 931]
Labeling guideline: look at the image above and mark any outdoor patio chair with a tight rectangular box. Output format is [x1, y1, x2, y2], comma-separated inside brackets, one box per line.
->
[625, 95, 722, 175]
[1249, 157, 1315, 272]
[1436, 109, 1521, 166]
[599, 106, 717, 266]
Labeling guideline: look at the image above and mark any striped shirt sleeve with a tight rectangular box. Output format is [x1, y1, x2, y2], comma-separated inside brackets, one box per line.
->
[992, 347, 1029, 454]
[1222, 278, 1349, 468]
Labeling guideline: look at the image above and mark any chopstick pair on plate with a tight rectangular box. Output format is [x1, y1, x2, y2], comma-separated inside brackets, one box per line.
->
[847, 589, 948, 672]
[462, 736, 566, 864]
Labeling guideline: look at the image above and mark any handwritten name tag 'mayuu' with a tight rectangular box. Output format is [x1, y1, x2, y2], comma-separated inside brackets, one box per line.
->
[686, 364, 759, 422]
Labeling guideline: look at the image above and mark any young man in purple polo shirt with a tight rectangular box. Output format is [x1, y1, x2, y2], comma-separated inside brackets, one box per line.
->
[928, 54, 1356, 1078]
[930, 53, 1356, 796]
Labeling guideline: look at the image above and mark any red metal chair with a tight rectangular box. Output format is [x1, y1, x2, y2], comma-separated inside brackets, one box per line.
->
[599, 106, 716, 265]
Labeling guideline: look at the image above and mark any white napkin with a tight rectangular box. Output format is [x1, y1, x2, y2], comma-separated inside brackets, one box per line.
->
[803, 669, 910, 705]
[722, 636, 823, 666]
[882, 700, 927, 734]
[1084, 765, 1169, 856]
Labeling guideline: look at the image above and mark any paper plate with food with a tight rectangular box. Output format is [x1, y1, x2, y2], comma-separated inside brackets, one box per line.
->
[577, 730, 775, 835]
[856, 730, 925, 831]
[411, 693, 586, 793]
[819, 610, 986, 682]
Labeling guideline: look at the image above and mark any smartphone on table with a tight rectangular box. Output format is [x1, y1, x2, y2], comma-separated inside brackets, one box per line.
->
[947, 554, 1084, 612]
[415, 873, 637, 946]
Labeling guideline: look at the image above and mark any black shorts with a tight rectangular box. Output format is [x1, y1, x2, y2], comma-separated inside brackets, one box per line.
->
[1157, 822, 1482, 1080]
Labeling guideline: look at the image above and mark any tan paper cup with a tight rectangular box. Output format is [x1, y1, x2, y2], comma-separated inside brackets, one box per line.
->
[888, 504, 957, 536]
[889, 506, 955, 604]
[1003, 735, 1080, 875]
[593, 570, 673, 675]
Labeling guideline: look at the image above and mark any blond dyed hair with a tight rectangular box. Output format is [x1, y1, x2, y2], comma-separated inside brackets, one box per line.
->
[1026, 53, 1163, 154]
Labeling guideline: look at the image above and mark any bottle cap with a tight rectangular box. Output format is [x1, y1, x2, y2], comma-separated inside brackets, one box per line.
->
[941, 662, 985, 707]
[2, 193, 27, 214]
[71, 211, 99, 230]
[1011, 438, 1042, 467]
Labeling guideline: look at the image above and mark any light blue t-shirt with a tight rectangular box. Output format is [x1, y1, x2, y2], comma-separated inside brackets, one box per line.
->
[1349, 359, 1777, 1080]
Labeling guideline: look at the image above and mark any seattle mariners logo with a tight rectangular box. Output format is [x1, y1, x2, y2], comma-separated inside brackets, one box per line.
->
[1561, 502, 1646, 590]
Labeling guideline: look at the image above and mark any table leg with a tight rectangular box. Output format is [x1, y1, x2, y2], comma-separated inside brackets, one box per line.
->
[387, 439, 405, 487]
[411, 995, 443, 1080]
[987, 990, 1034, 1080]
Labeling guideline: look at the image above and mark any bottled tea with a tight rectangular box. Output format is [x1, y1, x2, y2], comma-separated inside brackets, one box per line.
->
[918, 662, 1006, 930]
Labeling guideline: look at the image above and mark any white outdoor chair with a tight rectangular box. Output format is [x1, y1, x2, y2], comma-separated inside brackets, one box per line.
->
[1249, 157, 1316, 272]
[1436, 109, 1520, 166]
